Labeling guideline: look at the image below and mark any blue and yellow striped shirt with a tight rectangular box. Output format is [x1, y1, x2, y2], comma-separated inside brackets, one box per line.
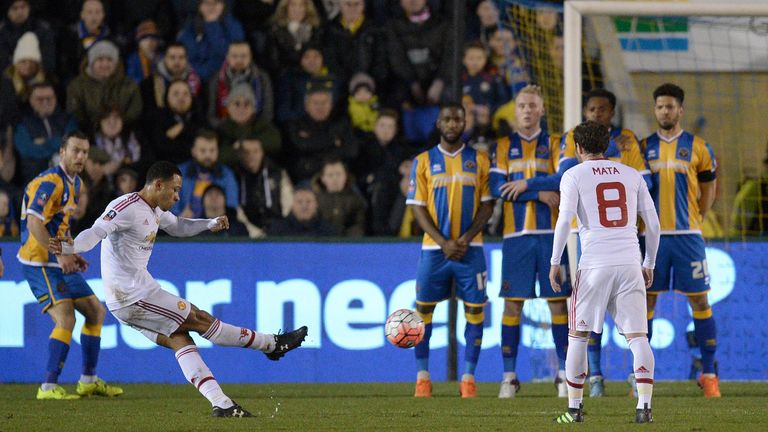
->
[560, 127, 650, 179]
[490, 130, 561, 237]
[642, 130, 717, 234]
[406, 144, 493, 249]
[18, 165, 81, 266]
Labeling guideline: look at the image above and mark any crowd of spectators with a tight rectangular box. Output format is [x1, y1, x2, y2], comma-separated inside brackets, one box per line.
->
[0, 0, 565, 238]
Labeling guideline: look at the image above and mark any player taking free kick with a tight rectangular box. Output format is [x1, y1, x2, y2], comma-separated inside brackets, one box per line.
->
[550, 121, 660, 424]
[49, 161, 308, 417]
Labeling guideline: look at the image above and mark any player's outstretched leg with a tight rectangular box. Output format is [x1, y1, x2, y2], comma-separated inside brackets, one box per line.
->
[181, 306, 307, 361]
[74, 296, 123, 397]
[554, 333, 588, 423]
[37, 302, 79, 400]
[460, 303, 484, 398]
[627, 335, 654, 423]
[499, 300, 522, 398]
[587, 332, 604, 397]
[414, 303, 435, 397]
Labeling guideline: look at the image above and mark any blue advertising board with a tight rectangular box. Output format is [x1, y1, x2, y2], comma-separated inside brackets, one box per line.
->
[1, 241, 765, 384]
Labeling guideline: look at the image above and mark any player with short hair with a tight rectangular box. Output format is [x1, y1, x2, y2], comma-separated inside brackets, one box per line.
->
[490, 84, 569, 398]
[407, 103, 495, 398]
[550, 120, 660, 424]
[642, 83, 720, 397]
[560, 88, 651, 397]
[49, 161, 308, 417]
[18, 131, 123, 400]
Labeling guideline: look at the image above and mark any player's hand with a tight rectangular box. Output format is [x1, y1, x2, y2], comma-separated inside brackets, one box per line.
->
[209, 216, 229, 232]
[441, 239, 467, 261]
[74, 254, 89, 272]
[56, 254, 80, 274]
[538, 191, 560, 209]
[642, 267, 654, 289]
[615, 134, 633, 152]
[49, 236, 73, 255]
[499, 180, 528, 201]
[549, 265, 562, 293]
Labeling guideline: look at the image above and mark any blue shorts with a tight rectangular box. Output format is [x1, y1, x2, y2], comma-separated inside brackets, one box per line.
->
[23, 265, 95, 313]
[500, 235, 571, 300]
[649, 234, 710, 295]
[416, 247, 488, 306]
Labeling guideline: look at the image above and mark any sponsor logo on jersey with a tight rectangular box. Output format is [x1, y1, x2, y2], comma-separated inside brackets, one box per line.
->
[239, 328, 250, 340]
[103, 210, 117, 221]
[177, 301, 186, 311]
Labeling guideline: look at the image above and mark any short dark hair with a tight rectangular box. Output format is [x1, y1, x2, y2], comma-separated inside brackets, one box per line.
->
[62, 130, 89, 149]
[145, 161, 181, 184]
[463, 41, 487, 55]
[165, 41, 186, 53]
[194, 128, 218, 143]
[653, 83, 684, 105]
[439, 101, 465, 116]
[584, 88, 616, 109]
[573, 121, 609, 155]
[378, 108, 400, 122]
[202, 183, 225, 198]
[30, 82, 55, 93]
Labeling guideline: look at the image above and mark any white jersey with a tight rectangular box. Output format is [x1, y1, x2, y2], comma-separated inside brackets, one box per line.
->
[558, 159, 655, 269]
[92, 193, 180, 310]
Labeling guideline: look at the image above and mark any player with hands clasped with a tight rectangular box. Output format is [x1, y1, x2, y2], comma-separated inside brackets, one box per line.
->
[549, 121, 660, 424]
[50, 161, 308, 417]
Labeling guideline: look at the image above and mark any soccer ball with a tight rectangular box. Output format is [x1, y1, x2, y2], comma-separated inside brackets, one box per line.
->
[385, 309, 425, 348]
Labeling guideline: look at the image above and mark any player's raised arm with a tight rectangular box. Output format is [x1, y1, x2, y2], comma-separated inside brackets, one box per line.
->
[159, 212, 229, 237]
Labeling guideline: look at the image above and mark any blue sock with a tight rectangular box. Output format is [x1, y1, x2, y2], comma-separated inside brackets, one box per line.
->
[588, 331, 603, 376]
[551, 314, 569, 370]
[80, 323, 102, 376]
[46, 328, 72, 384]
[463, 320, 484, 376]
[501, 315, 520, 373]
[415, 315, 433, 373]
[693, 309, 717, 374]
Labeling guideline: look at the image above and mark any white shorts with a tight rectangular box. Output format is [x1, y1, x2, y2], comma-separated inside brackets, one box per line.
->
[570, 265, 648, 335]
[111, 288, 191, 342]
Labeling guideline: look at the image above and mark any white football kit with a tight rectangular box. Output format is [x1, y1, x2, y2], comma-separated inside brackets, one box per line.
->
[551, 159, 660, 334]
[71, 193, 216, 339]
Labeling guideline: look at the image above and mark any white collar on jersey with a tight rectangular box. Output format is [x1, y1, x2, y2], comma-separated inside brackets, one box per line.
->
[656, 129, 684, 143]
[517, 129, 542, 141]
[58, 163, 76, 183]
[437, 144, 466, 157]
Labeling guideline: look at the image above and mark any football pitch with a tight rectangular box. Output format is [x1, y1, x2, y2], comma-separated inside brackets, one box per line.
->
[1, 381, 765, 431]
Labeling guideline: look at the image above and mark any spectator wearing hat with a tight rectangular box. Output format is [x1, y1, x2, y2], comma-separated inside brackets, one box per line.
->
[110, 0, 175, 43]
[322, 0, 388, 88]
[0, 31, 53, 126]
[126, 19, 163, 83]
[58, 0, 114, 82]
[148, 79, 207, 165]
[207, 40, 273, 128]
[285, 84, 359, 183]
[66, 39, 142, 133]
[139, 42, 202, 116]
[0, 0, 55, 74]
[71, 145, 114, 234]
[173, 128, 239, 218]
[267, 0, 322, 74]
[216, 83, 281, 167]
[268, 186, 338, 237]
[346, 72, 379, 134]
[13, 82, 78, 185]
[276, 44, 338, 124]
[177, 0, 244, 80]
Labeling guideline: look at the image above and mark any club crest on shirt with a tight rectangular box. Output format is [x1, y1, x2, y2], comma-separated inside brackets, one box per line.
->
[103, 209, 117, 221]
[464, 160, 476, 170]
[536, 145, 549, 158]
[678, 147, 690, 159]
[177, 301, 186, 311]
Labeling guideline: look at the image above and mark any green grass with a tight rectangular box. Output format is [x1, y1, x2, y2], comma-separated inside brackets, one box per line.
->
[0, 382, 766, 431]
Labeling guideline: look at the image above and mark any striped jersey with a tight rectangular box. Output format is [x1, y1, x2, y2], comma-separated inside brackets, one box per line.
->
[18, 165, 82, 267]
[490, 130, 562, 237]
[642, 130, 717, 234]
[560, 127, 649, 176]
[406, 144, 493, 249]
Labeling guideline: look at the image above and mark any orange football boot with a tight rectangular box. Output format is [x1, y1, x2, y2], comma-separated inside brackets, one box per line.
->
[698, 375, 721, 398]
[460, 379, 478, 398]
[414, 378, 432, 397]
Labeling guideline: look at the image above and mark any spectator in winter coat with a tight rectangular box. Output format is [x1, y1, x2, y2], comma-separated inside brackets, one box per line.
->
[13, 82, 78, 184]
[276, 43, 338, 124]
[0, 31, 53, 126]
[125, 20, 163, 84]
[312, 157, 366, 236]
[139, 42, 202, 115]
[148, 79, 207, 165]
[0, 0, 55, 74]
[177, 0, 244, 80]
[58, 0, 114, 82]
[267, 0, 322, 73]
[66, 40, 142, 133]
[462, 41, 508, 112]
[346, 72, 379, 134]
[207, 41, 273, 128]
[268, 186, 338, 237]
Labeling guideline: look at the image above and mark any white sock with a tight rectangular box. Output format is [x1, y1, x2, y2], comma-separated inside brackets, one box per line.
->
[503, 372, 517, 382]
[565, 335, 588, 409]
[417, 370, 430, 380]
[461, 373, 475, 382]
[175, 345, 233, 408]
[628, 336, 654, 409]
[79, 374, 97, 384]
[41, 383, 57, 391]
[201, 319, 275, 352]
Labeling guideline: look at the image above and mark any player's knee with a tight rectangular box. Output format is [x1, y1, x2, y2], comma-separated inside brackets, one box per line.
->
[55, 314, 76, 331]
[688, 295, 710, 311]
[416, 303, 436, 315]
[89, 301, 106, 323]
[503, 299, 522, 316]
[547, 299, 567, 315]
